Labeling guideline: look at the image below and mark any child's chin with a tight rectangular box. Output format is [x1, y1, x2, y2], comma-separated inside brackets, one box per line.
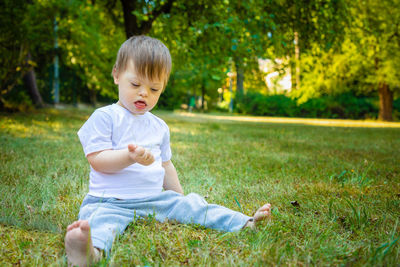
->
[132, 108, 147, 115]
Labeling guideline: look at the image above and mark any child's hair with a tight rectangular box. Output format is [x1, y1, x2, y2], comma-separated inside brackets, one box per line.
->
[113, 35, 172, 88]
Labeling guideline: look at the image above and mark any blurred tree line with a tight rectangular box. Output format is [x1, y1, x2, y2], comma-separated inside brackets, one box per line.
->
[1, 0, 399, 120]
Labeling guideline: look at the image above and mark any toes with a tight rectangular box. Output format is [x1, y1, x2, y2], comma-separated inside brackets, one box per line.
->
[254, 203, 272, 222]
[67, 221, 78, 231]
[66, 220, 88, 232]
[257, 203, 272, 212]
[254, 213, 269, 222]
[79, 220, 90, 232]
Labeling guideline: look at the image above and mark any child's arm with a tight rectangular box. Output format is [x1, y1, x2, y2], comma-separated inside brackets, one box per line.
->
[87, 144, 154, 174]
[162, 160, 184, 194]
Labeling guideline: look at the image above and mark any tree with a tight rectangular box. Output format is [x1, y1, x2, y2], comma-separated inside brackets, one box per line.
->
[119, 0, 175, 38]
[153, 1, 230, 109]
[262, 0, 346, 92]
[296, 0, 400, 121]
[57, 0, 124, 104]
[347, 0, 400, 121]
[218, 0, 273, 97]
[0, 0, 46, 109]
[96, 0, 226, 109]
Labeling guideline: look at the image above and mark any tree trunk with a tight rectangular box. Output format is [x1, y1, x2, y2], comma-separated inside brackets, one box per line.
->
[294, 31, 300, 90]
[23, 53, 44, 108]
[89, 87, 97, 107]
[234, 57, 244, 96]
[229, 71, 233, 112]
[120, 0, 139, 38]
[120, 0, 175, 38]
[378, 82, 393, 121]
[201, 84, 205, 110]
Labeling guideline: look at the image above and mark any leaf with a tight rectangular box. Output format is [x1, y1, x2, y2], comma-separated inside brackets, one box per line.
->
[382, 236, 400, 257]
[290, 200, 300, 207]
[211, 75, 221, 81]
[234, 196, 243, 213]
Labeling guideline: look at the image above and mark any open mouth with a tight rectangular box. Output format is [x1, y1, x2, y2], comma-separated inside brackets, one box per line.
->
[134, 100, 147, 109]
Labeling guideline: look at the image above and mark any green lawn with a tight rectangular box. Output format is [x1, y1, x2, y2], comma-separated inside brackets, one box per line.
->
[1, 107, 399, 266]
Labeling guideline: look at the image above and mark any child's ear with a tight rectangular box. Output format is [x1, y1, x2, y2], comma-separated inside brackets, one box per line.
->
[112, 68, 119, 84]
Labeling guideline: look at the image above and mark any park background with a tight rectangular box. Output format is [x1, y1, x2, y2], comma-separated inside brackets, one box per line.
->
[1, 0, 400, 266]
[1, 0, 400, 120]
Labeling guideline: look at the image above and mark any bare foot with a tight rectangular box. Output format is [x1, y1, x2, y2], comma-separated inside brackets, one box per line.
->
[244, 203, 272, 229]
[65, 220, 101, 266]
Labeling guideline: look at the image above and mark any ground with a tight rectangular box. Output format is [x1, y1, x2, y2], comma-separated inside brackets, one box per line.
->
[0, 107, 399, 266]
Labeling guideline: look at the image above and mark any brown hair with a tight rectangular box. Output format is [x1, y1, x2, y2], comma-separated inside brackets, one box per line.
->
[113, 35, 172, 88]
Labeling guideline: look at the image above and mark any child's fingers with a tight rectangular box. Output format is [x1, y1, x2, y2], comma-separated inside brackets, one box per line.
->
[135, 146, 145, 156]
[128, 144, 137, 152]
[144, 152, 152, 162]
[146, 150, 154, 158]
[138, 151, 154, 165]
[146, 151, 155, 162]
[148, 155, 155, 164]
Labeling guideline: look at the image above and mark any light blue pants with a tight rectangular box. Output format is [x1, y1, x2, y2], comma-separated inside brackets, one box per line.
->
[78, 190, 251, 253]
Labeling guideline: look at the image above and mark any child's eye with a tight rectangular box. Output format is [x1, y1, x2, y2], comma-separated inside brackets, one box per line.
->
[151, 88, 159, 92]
[131, 83, 140, 87]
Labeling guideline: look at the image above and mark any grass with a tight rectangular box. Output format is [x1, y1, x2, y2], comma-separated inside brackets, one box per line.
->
[1, 107, 399, 266]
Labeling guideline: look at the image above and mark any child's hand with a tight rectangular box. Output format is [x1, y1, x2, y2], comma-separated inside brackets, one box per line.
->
[128, 144, 155, 166]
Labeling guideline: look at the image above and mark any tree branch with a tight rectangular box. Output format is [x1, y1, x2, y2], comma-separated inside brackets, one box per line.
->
[139, 0, 175, 34]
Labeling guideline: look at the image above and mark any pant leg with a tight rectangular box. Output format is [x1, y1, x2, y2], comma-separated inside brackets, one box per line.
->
[78, 195, 135, 254]
[113, 191, 251, 232]
[78, 191, 251, 255]
[165, 191, 251, 232]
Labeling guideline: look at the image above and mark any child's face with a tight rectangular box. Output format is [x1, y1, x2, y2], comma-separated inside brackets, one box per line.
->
[113, 63, 164, 115]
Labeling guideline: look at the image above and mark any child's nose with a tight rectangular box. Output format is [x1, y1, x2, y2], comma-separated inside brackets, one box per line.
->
[138, 87, 148, 97]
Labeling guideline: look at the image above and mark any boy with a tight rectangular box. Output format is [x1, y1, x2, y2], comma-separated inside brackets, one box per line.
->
[65, 36, 272, 266]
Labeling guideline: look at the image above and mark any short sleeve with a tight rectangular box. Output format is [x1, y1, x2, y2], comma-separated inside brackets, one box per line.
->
[160, 124, 172, 162]
[77, 110, 113, 156]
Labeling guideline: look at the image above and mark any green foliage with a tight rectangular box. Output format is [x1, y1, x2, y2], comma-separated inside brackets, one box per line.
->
[394, 98, 400, 119]
[262, 0, 347, 54]
[235, 91, 380, 119]
[236, 92, 298, 117]
[294, 0, 400, 120]
[371, 233, 400, 264]
[300, 93, 378, 119]
[0, 0, 34, 108]
[152, 2, 236, 106]
[57, 0, 124, 101]
[329, 165, 373, 189]
[0, 0, 124, 109]
[155, 80, 184, 110]
[1, 0, 399, 120]
[344, 198, 370, 230]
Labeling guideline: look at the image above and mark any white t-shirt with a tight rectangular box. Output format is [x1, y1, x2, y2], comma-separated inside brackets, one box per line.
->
[77, 104, 172, 199]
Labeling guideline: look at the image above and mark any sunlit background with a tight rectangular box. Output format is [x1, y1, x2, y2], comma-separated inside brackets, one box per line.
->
[1, 0, 399, 121]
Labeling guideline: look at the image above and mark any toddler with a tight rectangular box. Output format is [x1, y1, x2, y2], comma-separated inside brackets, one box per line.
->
[65, 35, 272, 266]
